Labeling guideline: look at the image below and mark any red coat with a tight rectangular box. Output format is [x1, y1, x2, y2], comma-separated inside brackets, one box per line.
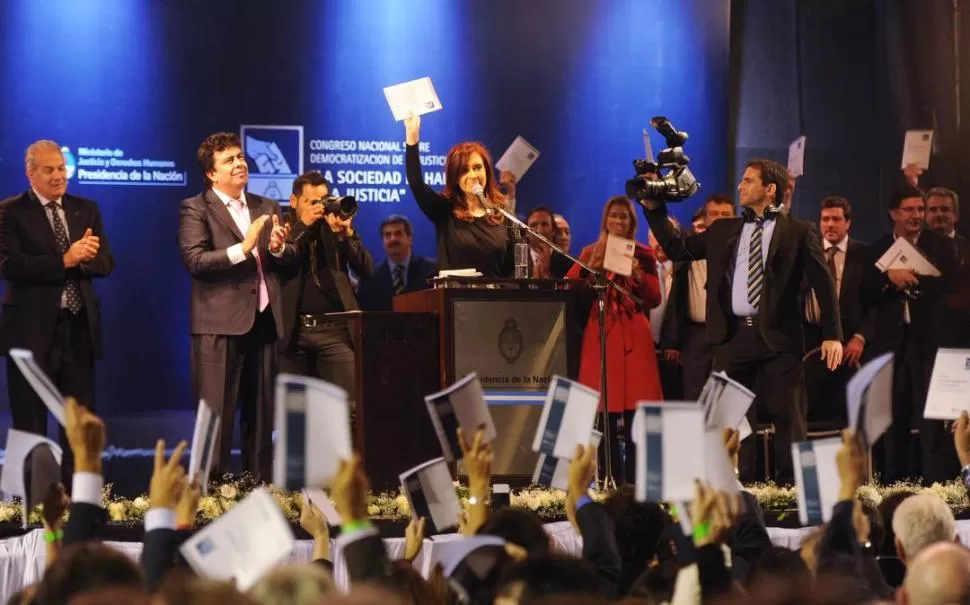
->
[566, 242, 664, 412]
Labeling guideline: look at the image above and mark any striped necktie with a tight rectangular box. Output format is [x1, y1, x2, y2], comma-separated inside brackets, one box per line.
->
[393, 264, 405, 295]
[747, 219, 765, 308]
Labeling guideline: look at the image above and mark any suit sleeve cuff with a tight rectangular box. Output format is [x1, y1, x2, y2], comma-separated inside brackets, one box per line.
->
[851, 333, 866, 344]
[144, 508, 177, 532]
[269, 245, 285, 258]
[227, 243, 247, 265]
[72, 473, 104, 507]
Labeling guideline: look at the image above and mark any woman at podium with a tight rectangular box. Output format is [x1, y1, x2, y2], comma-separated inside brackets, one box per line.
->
[404, 115, 513, 277]
[566, 196, 664, 484]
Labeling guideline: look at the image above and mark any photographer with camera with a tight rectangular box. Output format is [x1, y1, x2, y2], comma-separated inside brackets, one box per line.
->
[631, 121, 841, 483]
[279, 170, 373, 399]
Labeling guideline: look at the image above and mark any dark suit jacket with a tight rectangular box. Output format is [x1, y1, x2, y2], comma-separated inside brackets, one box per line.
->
[575, 502, 622, 598]
[0, 190, 114, 358]
[861, 230, 956, 357]
[279, 214, 373, 350]
[356, 254, 435, 311]
[802, 238, 874, 342]
[141, 527, 193, 592]
[659, 260, 691, 350]
[644, 205, 842, 352]
[343, 532, 393, 587]
[177, 190, 296, 337]
[63, 501, 107, 546]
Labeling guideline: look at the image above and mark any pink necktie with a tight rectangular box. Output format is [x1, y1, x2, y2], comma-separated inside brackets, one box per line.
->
[232, 199, 269, 312]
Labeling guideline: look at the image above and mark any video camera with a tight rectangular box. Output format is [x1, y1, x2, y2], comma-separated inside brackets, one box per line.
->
[316, 195, 358, 220]
[625, 117, 701, 203]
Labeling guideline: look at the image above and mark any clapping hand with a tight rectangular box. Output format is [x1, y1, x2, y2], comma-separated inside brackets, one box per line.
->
[269, 215, 290, 253]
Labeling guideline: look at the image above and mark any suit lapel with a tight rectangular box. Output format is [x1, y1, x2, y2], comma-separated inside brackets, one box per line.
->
[25, 190, 63, 252]
[205, 189, 244, 242]
[765, 214, 787, 269]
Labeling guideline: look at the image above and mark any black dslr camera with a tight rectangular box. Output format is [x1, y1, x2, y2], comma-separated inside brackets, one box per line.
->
[625, 117, 701, 203]
[316, 195, 358, 220]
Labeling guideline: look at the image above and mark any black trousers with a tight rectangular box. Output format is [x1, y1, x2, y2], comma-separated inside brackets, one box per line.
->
[713, 318, 806, 484]
[681, 321, 713, 401]
[598, 410, 635, 485]
[803, 323, 851, 429]
[6, 309, 94, 491]
[278, 320, 356, 404]
[191, 310, 277, 482]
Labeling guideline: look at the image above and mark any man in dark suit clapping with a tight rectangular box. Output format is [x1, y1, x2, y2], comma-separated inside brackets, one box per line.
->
[357, 214, 434, 311]
[641, 159, 843, 483]
[178, 132, 295, 481]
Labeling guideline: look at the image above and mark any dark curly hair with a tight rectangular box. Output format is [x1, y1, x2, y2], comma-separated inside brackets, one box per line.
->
[197, 132, 242, 187]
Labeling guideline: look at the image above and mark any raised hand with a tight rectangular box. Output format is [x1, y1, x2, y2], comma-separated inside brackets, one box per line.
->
[405, 115, 421, 146]
[149, 439, 188, 510]
[65, 397, 105, 474]
[820, 340, 843, 371]
[268, 214, 290, 253]
[242, 214, 271, 254]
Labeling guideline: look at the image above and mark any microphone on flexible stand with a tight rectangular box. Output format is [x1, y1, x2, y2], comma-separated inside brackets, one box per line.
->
[471, 184, 493, 212]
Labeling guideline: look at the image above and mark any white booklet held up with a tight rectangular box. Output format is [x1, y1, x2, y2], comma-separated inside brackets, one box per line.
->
[874, 237, 940, 276]
[180, 488, 295, 591]
[303, 488, 342, 526]
[0, 430, 62, 529]
[188, 399, 220, 495]
[383, 77, 443, 121]
[400, 457, 461, 535]
[425, 373, 496, 462]
[698, 371, 755, 441]
[532, 430, 602, 491]
[8, 349, 66, 426]
[788, 136, 806, 178]
[901, 130, 933, 170]
[273, 374, 352, 490]
[604, 233, 635, 277]
[924, 349, 970, 420]
[495, 136, 540, 181]
[846, 352, 894, 449]
[532, 376, 600, 460]
[793, 437, 842, 525]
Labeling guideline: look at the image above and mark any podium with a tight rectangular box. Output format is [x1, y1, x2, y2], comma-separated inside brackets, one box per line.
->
[393, 279, 584, 482]
[327, 311, 441, 490]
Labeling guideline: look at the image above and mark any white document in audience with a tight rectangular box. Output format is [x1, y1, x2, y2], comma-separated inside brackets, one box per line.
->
[846, 352, 894, 448]
[793, 437, 842, 525]
[8, 349, 66, 426]
[874, 236, 940, 276]
[188, 399, 220, 495]
[0, 429, 62, 528]
[383, 76, 443, 121]
[303, 488, 342, 526]
[425, 373, 496, 462]
[634, 403, 738, 503]
[400, 457, 461, 535]
[495, 136, 540, 181]
[604, 233, 635, 276]
[532, 430, 602, 491]
[788, 136, 806, 178]
[180, 488, 295, 591]
[532, 376, 600, 459]
[699, 371, 755, 440]
[273, 374, 352, 490]
[924, 349, 970, 420]
[900, 130, 933, 170]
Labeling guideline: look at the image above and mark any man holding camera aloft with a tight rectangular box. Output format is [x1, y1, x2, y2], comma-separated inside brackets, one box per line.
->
[279, 170, 373, 403]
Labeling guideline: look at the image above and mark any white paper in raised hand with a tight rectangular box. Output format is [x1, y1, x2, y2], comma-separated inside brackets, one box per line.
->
[874, 237, 941, 276]
[273, 374, 352, 490]
[188, 400, 220, 495]
[303, 488, 342, 526]
[425, 373, 495, 462]
[532, 430, 602, 490]
[699, 371, 756, 440]
[383, 77, 443, 121]
[793, 437, 842, 525]
[788, 136, 806, 177]
[846, 352, 894, 449]
[495, 136, 540, 181]
[532, 376, 600, 460]
[400, 457, 461, 535]
[8, 349, 66, 426]
[0, 429, 63, 528]
[604, 233, 635, 276]
[180, 488, 295, 591]
[924, 349, 970, 420]
[900, 130, 933, 170]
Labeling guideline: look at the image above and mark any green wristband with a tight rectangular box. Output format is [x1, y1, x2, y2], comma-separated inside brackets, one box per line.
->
[43, 529, 64, 543]
[341, 519, 372, 533]
[692, 521, 711, 543]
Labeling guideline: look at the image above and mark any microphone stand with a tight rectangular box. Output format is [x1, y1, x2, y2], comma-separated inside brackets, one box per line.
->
[489, 204, 642, 491]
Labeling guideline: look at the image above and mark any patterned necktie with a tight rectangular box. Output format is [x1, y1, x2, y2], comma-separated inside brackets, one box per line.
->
[392, 264, 405, 295]
[826, 247, 839, 282]
[47, 203, 83, 314]
[746, 218, 765, 308]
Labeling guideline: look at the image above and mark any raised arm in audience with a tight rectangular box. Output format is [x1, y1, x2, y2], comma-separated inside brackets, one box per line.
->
[566, 444, 622, 598]
[299, 493, 332, 569]
[140, 439, 189, 593]
[333, 454, 393, 586]
[402, 516, 426, 564]
[62, 397, 107, 546]
[817, 430, 866, 569]
[458, 426, 493, 536]
[690, 480, 741, 601]
[40, 483, 69, 568]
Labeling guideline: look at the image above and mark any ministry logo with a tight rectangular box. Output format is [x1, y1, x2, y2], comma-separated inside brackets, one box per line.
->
[240, 125, 304, 202]
[61, 146, 77, 180]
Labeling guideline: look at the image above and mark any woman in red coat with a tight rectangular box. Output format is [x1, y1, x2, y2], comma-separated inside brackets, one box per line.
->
[566, 195, 663, 485]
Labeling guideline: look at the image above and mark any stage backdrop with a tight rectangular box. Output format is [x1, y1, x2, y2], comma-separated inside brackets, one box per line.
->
[0, 0, 731, 415]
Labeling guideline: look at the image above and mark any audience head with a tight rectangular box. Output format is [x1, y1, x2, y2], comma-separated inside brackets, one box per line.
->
[892, 494, 957, 563]
[32, 542, 143, 605]
[25, 139, 68, 202]
[880, 491, 918, 557]
[379, 214, 414, 263]
[389, 560, 446, 605]
[889, 186, 925, 239]
[739, 159, 788, 212]
[315, 587, 406, 605]
[924, 187, 960, 237]
[197, 132, 246, 192]
[247, 563, 335, 605]
[818, 196, 852, 245]
[554, 214, 572, 252]
[600, 196, 638, 240]
[601, 485, 671, 594]
[626, 559, 679, 604]
[526, 206, 557, 249]
[442, 141, 506, 224]
[478, 508, 551, 556]
[897, 542, 970, 605]
[752, 545, 813, 589]
[798, 527, 825, 573]
[703, 194, 736, 227]
[495, 554, 605, 605]
[447, 543, 513, 605]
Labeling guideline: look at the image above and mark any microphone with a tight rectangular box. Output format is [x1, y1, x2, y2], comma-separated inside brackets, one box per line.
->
[471, 184, 493, 212]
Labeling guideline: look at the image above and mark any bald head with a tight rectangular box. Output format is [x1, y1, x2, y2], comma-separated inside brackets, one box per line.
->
[899, 542, 970, 605]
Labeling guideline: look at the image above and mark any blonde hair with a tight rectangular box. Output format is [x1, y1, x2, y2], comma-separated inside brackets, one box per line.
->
[248, 564, 335, 605]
